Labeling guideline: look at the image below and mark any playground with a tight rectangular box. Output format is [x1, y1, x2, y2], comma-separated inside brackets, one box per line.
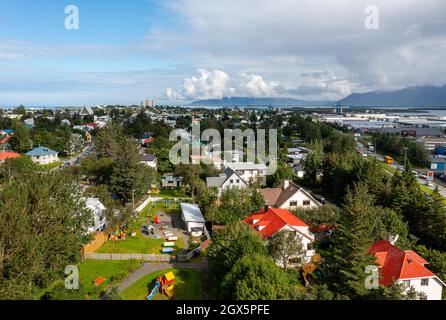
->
[119, 268, 202, 300]
[95, 201, 186, 254]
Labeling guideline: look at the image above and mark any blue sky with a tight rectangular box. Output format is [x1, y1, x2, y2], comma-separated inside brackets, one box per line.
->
[1, 0, 446, 106]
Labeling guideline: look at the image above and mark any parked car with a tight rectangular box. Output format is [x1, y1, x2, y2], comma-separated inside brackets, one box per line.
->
[313, 194, 326, 205]
[425, 181, 434, 187]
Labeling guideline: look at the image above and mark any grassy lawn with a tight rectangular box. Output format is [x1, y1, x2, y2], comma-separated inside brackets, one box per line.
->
[96, 203, 185, 254]
[79, 259, 141, 299]
[37, 161, 62, 171]
[119, 268, 202, 300]
[39, 259, 141, 300]
[158, 188, 190, 199]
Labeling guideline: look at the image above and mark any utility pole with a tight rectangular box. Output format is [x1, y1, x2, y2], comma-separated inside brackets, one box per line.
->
[404, 147, 408, 169]
[374, 139, 377, 158]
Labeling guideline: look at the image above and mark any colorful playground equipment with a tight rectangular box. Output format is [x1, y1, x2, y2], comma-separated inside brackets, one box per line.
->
[153, 216, 160, 224]
[146, 272, 175, 300]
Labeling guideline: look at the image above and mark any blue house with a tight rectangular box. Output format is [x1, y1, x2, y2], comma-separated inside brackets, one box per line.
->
[26, 146, 59, 165]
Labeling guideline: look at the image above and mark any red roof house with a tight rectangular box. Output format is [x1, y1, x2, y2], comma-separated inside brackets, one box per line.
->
[244, 207, 315, 264]
[369, 240, 445, 299]
[0, 152, 20, 162]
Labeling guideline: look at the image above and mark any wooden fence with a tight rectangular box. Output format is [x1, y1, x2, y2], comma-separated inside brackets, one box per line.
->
[81, 232, 108, 258]
[85, 253, 173, 262]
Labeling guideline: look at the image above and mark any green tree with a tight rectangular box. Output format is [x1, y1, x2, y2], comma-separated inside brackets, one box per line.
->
[221, 254, 292, 300]
[8, 120, 32, 153]
[110, 138, 156, 204]
[0, 171, 92, 299]
[208, 221, 266, 297]
[267, 230, 304, 270]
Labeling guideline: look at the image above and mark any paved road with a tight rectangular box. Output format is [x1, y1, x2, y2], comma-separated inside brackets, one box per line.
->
[356, 140, 446, 197]
[117, 259, 207, 293]
[61, 144, 96, 168]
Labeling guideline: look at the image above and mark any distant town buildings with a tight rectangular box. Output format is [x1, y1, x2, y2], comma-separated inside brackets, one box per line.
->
[140, 100, 156, 108]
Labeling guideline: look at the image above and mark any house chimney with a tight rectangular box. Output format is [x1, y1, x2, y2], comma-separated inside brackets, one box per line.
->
[282, 180, 290, 190]
[264, 205, 269, 212]
[388, 234, 399, 245]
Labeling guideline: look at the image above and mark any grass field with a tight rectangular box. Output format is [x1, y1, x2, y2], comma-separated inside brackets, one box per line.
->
[40, 259, 142, 300]
[79, 259, 141, 299]
[119, 268, 202, 300]
[96, 204, 185, 254]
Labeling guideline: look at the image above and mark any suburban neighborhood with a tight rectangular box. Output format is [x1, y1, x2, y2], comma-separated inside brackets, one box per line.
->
[1, 2, 446, 314]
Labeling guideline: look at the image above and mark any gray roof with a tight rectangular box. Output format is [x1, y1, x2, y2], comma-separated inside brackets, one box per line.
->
[142, 154, 156, 162]
[206, 176, 226, 187]
[206, 167, 247, 188]
[180, 203, 205, 223]
[224, 162, 267, 171]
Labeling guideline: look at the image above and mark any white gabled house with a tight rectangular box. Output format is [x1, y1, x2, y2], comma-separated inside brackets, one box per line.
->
[224, 162, 268, 186]
[206, 167, 248, 195]
[259, 180, 321, 211]
[85, 198, 107, 233]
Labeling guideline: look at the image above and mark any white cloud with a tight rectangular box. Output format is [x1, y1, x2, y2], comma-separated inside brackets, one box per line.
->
[156, 0, 446, 91]
[239, 73, 279, 97]
[180, 68, 231, 99]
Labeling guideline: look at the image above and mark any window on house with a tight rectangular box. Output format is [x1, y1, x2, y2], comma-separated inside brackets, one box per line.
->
[421, 278, 429, 286]
[402, 280, 411, 288]
[236, 179, 240, 183]
[290, 201, 298, 207]
[303, 200, 311, 206]
[230, 179, 234, 184]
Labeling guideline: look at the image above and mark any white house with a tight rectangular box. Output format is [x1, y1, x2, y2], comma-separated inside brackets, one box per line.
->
[369, 239, 446, 300]
[259, 180, 321, 211]
[161, 173, 183, 189]
[206, 167, 248, 195]
[224, 162, 267, 186]
[141, 154, 157, 169]
[85, 197, 107, 233]
[180, 203, 206, 237]
[244, 207, 315, 264]
[26, 146, 59, 165]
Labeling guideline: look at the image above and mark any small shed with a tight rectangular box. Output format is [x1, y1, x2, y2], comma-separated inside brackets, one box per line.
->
[180, 203, 206, 236]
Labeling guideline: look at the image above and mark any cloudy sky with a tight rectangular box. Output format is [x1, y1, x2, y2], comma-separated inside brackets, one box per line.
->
[0, 0, 445, 106]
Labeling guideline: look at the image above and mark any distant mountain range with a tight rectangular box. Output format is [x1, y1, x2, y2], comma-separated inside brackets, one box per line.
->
[189, 85, 446, 108]
[189, 97, 335, 107]
[338, 85, 446, 108]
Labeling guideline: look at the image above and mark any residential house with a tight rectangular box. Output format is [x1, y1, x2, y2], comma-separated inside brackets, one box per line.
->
[0, 152, 20, 163]
[259, 180, 321, 211]
[180, 203, 206, 237]
[369, 239, 445, 300]
[161, 173, 183, 189]
[206, 167, 248, 195]
[141, 154, 157, 169]
[79, 106, 94, 117]
[292, 163, 305, 178]
[86, 198, 107, 233]
[224, 162, 267, 186]
[26, 146, 59, 165]
[244, 207, 315, 264]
